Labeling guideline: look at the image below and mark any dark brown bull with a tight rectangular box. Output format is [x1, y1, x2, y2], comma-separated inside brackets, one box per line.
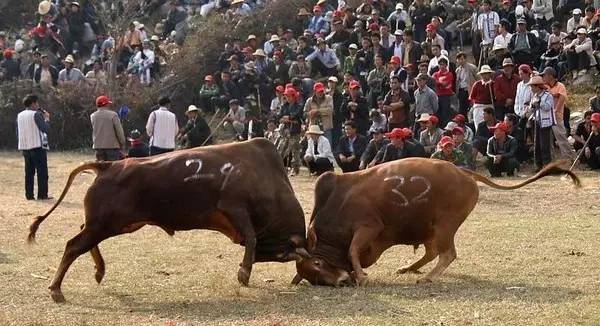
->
[293, 158, 581, 287]
[28, 138, 308, 302]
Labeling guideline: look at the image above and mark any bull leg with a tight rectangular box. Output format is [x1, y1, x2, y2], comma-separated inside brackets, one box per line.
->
[48, 227, 107, 303]
[217, 202, 257, 286]
[397, 240, 438, 275]
[348, 225, 383, 286]
[417, 237, 457, 284]
[80, 224, 106, 284]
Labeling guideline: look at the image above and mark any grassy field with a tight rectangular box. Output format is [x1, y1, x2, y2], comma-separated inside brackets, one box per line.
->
[0, 152, 599, 325]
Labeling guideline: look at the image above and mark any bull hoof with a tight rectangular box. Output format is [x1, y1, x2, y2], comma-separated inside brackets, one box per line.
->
[355, 274, 368, 287]
[416, 277, 433, 284]
[95, 269, 105, 284]
[50, 289, 66, 303]
[237, 267, 251, 286]
[396, 267, 423, 275]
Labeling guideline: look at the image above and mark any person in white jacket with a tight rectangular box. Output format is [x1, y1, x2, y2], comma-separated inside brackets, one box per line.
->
[564, 28, 596, 79]
[304, 125, 335, 176]
[532, 0, 554, 31]
[135, 39, 155, 86]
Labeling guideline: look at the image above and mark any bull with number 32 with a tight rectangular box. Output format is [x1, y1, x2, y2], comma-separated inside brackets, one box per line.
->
[293, 158, 581, 287]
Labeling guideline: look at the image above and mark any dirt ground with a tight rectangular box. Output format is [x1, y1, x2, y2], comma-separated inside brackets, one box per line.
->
[0, 152, 598, 326]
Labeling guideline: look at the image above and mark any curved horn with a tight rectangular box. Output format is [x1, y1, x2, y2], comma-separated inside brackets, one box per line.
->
[295, 248, 311, 258]
[291, 273, 303, 285]
[307, 226, 317, 252]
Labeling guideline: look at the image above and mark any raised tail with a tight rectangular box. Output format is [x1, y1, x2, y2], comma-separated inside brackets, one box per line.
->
[460, 160, 581, 190]
[27, 162, 111, 244]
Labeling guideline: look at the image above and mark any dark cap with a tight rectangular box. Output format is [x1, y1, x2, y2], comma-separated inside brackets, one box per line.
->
[541, 66, 557, 77]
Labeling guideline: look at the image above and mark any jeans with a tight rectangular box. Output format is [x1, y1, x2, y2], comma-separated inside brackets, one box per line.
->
[323, 129, 333, 147]
[437, 95, 454, 128]
[95, 149, 124, 161]
[535, 126, 553, 168]
[23, 148, 49, 199]
[306, 156, 334, 175]
[149, 146, 174, 156]
[484, 156, 519, 176]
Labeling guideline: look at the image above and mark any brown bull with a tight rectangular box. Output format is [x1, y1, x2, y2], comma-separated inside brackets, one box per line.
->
[28, 138, 308, 302]
[293, 158, 581, 287]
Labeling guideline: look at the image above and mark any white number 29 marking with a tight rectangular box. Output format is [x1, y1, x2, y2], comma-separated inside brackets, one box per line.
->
[384, 175, 431, 207]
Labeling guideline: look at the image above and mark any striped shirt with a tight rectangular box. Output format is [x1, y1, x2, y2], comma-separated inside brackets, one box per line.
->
[477, 11, 500, 44]
[146, 107, 179, 149]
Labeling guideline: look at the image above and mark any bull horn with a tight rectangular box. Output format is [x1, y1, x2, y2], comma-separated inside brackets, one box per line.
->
[291, 273, 303, 285]
[294, 248, 311, 258]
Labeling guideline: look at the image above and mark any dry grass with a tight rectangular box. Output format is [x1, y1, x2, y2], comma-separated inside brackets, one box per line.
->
[0, 152, 599, 325]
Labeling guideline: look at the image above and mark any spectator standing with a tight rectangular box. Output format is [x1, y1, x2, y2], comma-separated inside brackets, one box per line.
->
[1, 49, 21, 81]
[304, 125, 335, 176]
[16, 94, 51, 200]
[146, 96, 179, 155]
[469, 65, 495, 131]
[493, 58, 521, 121]
[304, 82, 334, 144]
[514, 64, 534, 122]
[278, 87, 304, 176]
[90, 95, 125, 161]
[383, 75, 411, 129]
[528, 76, 555, 170]
[34, 54, 58, 90]
[413, 73, 438, 131]
[341, 80, 370, 135]
[541, 67, 575, 160]
[432, 57, 455, 127]
[455, 52, 479, 118]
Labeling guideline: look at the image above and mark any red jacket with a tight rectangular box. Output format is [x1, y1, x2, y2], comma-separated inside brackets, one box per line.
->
[493, 73, 521, 106]
[469, 80, 494, 105]
[432, 69, 455, 96]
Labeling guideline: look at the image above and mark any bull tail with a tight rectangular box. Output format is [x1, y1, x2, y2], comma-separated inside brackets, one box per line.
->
[27, 162, 111, 244]
[460, 161, 581, 190]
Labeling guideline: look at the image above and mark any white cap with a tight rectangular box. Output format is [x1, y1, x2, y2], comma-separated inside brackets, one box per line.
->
[349, 43, 358, 49]
[328, 76, 339, 83]
[573, 8, 582, 15]
[394, 29, 403, 36]
[577, 27, 588, 34]
[395, 3, 403, 10]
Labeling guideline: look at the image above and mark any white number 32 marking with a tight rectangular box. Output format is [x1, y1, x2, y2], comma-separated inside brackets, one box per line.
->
[384, 175, 431, 207]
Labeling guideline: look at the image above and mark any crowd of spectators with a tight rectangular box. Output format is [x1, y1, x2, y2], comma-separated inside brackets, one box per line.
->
[8, 0, 600, 199]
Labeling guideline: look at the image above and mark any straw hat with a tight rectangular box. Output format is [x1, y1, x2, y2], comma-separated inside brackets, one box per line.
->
[246, 34, 257, 41]
[38, 1, 52, 15]
[252, 49, 266, 57]
[417, 113, 432, 122]
[306, 125, 324, 135]
[478, 65, 494, 74]
[297, 8, 310, 16]
[186, 105, 200, 114]
[232, 0, 245, 5]
[270, 34, 280, 42]
[64, 55, 75, 64]
[527, 75, 546, 86]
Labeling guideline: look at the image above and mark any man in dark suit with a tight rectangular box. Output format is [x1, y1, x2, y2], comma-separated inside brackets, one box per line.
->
[399, 30, 422, 67]
[336, 120, 368, 172]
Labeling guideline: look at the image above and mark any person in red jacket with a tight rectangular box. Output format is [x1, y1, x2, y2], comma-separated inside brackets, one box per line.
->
[432, 57, 455, 128]
[492, 58, 521, 121]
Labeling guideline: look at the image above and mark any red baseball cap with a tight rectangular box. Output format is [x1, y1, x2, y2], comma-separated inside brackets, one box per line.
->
[401, 128, 413, 138]
[3, 49, 13, 58]
[591, 112, 600, 124]
[429, 115, 439, 125]
[489, 122, 509, 133]
[273, 50, 282, 57]
[452, 126, 465, 135]
[284, 87, 297, 97]
[386, 128, 408, 140]
[439, 136, 454, 148]
[389, 56, 401, 65]
[96, 95, 113, 107]
[518, 64, 532, 74]
[452, 114, 466, 123]
[313, 82, 325, 93]
[275, 85, 285, 93]
[242, 46, 253, 53]
[426, 23, 436, 32]
[349, 80, 361, 89]
[368, 23, 379, 31]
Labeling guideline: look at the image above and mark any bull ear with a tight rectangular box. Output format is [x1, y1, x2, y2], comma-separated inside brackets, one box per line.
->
[291, 273, 303, 285]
